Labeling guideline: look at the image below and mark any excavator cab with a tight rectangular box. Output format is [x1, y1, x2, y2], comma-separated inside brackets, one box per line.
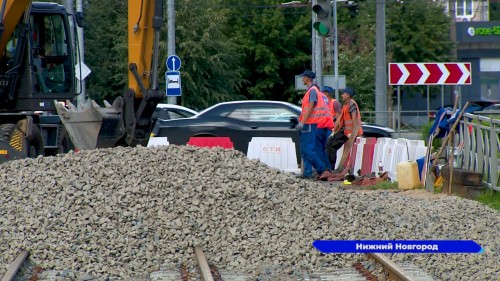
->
[0, 2, 75, 110]
[0, 2, 76, 161]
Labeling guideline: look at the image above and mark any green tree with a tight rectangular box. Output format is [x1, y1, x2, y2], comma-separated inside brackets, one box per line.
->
[84, 0, 128, 102]
[387, 0, 453, 63]
[171, 0, 246, 110]
[82, 0, 246, 110]
[226, 1, 312, 104]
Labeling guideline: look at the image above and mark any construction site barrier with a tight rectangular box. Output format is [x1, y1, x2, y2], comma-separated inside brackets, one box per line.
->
[147, 135, 427, 181]
[187, 137, 234, 149]
[247, 137, 301, 174]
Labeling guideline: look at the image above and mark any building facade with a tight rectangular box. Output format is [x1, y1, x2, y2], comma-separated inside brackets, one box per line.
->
[440, 0, 499, 102]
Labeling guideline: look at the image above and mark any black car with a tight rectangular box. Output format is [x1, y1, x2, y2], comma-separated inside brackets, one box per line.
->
[154, 101, 395, 161]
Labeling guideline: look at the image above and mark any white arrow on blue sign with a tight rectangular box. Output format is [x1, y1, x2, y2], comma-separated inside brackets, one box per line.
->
[166, 55, 181, 71]
[165, 71, 181, 96]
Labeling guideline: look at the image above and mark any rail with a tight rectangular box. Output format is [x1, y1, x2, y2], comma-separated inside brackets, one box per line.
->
[459, 113, 500, 191]
[363, 110, 437, 131]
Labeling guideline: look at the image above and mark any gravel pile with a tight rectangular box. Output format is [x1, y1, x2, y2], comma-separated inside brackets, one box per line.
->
[0, 145, 498, 280]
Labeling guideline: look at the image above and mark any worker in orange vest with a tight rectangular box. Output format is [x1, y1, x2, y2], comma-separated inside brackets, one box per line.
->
[303, 86, 335, 175]
[326, 87, 363, 171]
[296, 70, 330, 179]
[322, 86, 342, 169]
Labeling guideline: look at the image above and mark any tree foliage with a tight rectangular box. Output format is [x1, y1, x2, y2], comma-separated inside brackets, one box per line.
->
[171, 0, 246, 110]
[225, 0, 312, 104]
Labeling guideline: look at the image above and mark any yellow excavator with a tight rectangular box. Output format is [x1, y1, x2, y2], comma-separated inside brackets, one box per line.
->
[0, 0, 164, 162]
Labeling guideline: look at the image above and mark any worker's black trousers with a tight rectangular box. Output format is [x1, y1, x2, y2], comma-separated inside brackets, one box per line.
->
[325, 130, 348, 170]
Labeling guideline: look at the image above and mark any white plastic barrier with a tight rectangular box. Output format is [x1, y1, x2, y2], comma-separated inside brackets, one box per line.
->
[147, 137, 170, 147]
[247, 137, 301, 174]
[368, 138, 427, 182]
[404, 139, 425, 161]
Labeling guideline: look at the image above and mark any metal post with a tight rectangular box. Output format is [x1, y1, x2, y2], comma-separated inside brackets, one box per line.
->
[167, 0, 177, 105]
[375, 0, 387, 126]
[313, 0, 322, 87]
[65, 0, 86, 108]
[458, 86, 462, 108]
[75, 0, 86, 108]
[312, 0, 316, 77]
[397, 85, 401, 138]
[490, 119, 498, 192]
[427, 85, 430, 123]
[441, 85, 444, 108]
[333, 0, 339, 100]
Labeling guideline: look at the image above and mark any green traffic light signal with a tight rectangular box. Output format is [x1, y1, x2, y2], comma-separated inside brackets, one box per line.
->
[312, 0, 332, 37]
[313, 22, 330, 37]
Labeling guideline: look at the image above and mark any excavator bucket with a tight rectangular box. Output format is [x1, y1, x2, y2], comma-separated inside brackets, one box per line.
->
[55, 98, 125, 151]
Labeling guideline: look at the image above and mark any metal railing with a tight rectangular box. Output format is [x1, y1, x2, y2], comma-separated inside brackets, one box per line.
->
[459, 113, 500, 191]
[363, 111, 437, 131]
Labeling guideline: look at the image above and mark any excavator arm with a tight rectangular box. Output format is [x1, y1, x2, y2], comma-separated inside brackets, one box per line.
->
[55, 0, 164, 150]
[0, 0, 31, 60]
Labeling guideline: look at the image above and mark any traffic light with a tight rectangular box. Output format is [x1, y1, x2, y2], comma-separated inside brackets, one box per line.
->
[312, 0, 332, 37]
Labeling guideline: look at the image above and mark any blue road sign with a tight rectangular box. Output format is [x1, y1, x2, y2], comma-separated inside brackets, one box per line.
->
[165, 71, 181, 96]
[166, 55, 182, 71]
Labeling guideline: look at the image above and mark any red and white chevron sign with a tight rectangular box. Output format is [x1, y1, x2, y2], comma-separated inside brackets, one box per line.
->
[389, 63, 471, 85]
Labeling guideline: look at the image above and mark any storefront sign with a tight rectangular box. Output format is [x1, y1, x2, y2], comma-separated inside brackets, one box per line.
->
[457, 21, 500, 43]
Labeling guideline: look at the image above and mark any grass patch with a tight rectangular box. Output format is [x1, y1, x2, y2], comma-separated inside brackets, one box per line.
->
[476, 191, 500, 212]
[420, 122, 442, 149]
[367, 181, 399, 190]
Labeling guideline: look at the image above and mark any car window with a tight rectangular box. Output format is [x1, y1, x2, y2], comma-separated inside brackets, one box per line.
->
[169, 109, 193, 119]
[155, 109, 170, 120]
[228, 106, 296, 121]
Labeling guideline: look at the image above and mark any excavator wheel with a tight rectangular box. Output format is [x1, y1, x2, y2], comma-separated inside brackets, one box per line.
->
[26, 125, 44, 158]
[56, 126, 74, 154]
[0, 124, 17, 144]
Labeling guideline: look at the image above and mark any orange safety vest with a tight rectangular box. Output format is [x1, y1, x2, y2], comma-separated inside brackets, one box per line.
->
[340, 100, 363, 136]
[328, 98, 337, 117]
[299, 85, 332, 125]
[317, 93, 334, 129]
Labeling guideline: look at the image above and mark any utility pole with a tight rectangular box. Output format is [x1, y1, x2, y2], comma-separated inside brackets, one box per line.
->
[375, 0, 388, 126]
[448, 0, 457, 106]
[167, 0, 177, 105]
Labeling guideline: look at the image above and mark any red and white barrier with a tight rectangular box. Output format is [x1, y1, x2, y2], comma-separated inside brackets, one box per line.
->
[147, 135, 427, 181]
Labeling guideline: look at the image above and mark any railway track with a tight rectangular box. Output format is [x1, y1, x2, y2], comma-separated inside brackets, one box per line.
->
[2, 247, 435, 281]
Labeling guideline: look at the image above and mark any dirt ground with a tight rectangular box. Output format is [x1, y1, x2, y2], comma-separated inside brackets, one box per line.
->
[317, 181, 448, 200]
[353, 188, 448, 200]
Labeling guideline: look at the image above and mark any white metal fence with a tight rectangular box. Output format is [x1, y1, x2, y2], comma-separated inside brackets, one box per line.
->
[459, 113, 500, 191]
[363, 111, 437, 131]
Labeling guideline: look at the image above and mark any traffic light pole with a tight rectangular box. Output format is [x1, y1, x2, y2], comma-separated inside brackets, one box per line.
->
[312, 0, 323, 87]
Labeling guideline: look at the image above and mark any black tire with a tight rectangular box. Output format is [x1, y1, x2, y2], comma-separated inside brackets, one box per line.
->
[56, 126, 74, 154]
[0, 124, 16, 142]
[26, 125, 44, 158]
